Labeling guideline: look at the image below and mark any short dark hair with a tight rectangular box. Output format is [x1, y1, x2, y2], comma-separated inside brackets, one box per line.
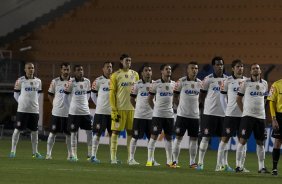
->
[211, 56, 224, 65]
[250, 63, 260, 70]
[73, 64, 82, 71]
[120, 53, 130, 60]
[231, 59, 243, 68]
[187, 61, 198, 69]
[140, 63, 151, 72]
[103, 61, 113, 67]
[160, 64, 171, 71]
[60, 62, 70, 68]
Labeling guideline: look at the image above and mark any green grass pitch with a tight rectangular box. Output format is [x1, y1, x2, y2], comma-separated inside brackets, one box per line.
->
[0, 138, 281, 184]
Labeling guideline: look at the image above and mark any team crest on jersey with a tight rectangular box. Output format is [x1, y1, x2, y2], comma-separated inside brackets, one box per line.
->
[204, 128, 209, 135]
[153, 126, 158, 132]
[134, 130, 138, 136]
[175, 127, 180, 133]
[226, 128, 231, 134]
[191, 84, 195, 89]
[115, 122, 120, 129]
[17, 121, 21, 127]
[165, 86, 169, 91]
[30, 82, 33, 86]
[80, 85, 83, 89]
[256, 85, 260, 90]
[125, 74, 128, 78]
[96, 124, 100, 129]
[52, 125, 56, 130]
[241, 129, 246, 135]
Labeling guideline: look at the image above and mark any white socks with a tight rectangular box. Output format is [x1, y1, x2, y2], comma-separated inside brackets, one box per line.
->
[47, 133, 56, 156]
[147, 138, 157, 162]
[189, 139, 198, 165]
[198, 137, 209, 165]
[92, 134, 100, 157]
[86, 130, 92, 157]
[31, 131, 39, 154]
[236, 142, 244, 167]
[172, 138, 181, 163]
[66, 134, 71, 158]
[11, 129, 20, 153]
[165, 139, 173, 164]
[257, 144, 265, 170]
[71, 132, 78, 158]
[129, 138, 137, 160]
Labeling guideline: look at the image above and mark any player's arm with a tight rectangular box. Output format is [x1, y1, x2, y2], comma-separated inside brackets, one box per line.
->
[13, 79, 21, 102]
[109, 73, 118, 111]
[268, 83, 279, 129]
[63, 80, 72, 106]
[148, 94, 155, 109]
[199, 77, 209, 107]
[173, 79, 181, 107]
[38, 80, 43, 100]
[130, 82, 138, 108]
[236, 94, 244, 112]
[47, 80, 55, 104]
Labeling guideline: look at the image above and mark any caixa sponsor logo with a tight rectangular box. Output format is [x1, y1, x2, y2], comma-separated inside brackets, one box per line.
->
[25, 87, 38, 91]
[102, 87, 109, 91]
[249, 91, 266, 96]
[121, 82, 134, 86]
[184, 90, 199, 95]
[233, 87, 239, 92]
[140, 92, 149, 96]
[212, 87, 221, 91]
[160, 92, 173, 96]
[75, 91, 87, 95]
[59, 89, 64, 93]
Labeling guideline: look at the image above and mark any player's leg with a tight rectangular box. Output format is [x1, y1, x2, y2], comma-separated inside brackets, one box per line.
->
[29, 113, 43, 159]
[187, 118, 199, 168]
[172, 116, 185, 165]
[125, 110, 134, 162]
[163, 118, 174, 167]
[129, 118, 141, 165]
[10, 112, 24, 157]
[68, 115, 79, 161]
[46, 115, 58, 159]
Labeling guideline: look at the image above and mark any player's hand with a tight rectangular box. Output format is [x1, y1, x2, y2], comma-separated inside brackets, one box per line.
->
[111, 110, 120, 122]
[272, 119, 279, 130]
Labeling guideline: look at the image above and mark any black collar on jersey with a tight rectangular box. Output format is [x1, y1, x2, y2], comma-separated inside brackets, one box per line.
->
[25, 75, 35, 79]
[161, 78, 171, 83]
[186, 76, 197, 82]
[142, 78, 152, 83]
[212, 73, 224, 78]
[75, 77, 84, 82]
[60, 76, 71, 81]
[251, 76, 262, 83]
[103, 74, 109, 79]
[232, 74, 243, 79]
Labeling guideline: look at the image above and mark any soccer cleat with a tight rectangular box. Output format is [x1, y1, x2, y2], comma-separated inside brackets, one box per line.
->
[235, 167, 243, 173]
[189, 163, 198, 169]
[69, 156, 79, 162]
[223, 165, 234, 172]
[152, 160, 160, 166]
[32, 152, 44, 159]
[242, 167, 250, 173]
[90, 156, 100, 164]
[9, 152, 16, 158]
[196, 164, 204, 171]
[45, 155, 52, 160]
[272, 169, 278, 176]
[146, 161, 153, 167]
[87, 156, 91, 161]
[258, 168, 270, 174]
[215, 165, 224, 171]
[170, 161, 180, 168]
[110, 159, 122, 164]
[128, 159, 140, 165]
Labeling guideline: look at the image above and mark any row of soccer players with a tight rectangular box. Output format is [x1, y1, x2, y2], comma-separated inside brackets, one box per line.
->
[9, 54, 281, 175]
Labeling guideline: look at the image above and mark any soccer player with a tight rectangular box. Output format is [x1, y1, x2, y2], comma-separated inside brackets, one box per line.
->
[46, 62, 72, 160]
[217, 59, 249, 172]
[64, 65, 92, 161]
[146, 64, 176, 167]
[196, 56, 228, 171]
[172, 61, 202, 168]
[90, 62, 113, 163]
[235, 63, 270, 173]
[267, 78, 282, 175]
[10, 62, 43, 158]
[110, 54, 139, 164]
[129, 63, 155, 165]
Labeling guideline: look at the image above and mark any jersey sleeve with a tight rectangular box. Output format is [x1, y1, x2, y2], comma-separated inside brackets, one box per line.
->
[109, 73, 118, 110]
[87, 80, 91, 93]
[130, 82, 138, 98]
[135, 72, 139, 81]
[38, 79, 43, 93]
[267, 83, 277, 102]
[264, 81, 269, 98]
[91, 78, 99, 93]
[48, 80, 56, 96]
[14, 78, 21, 92]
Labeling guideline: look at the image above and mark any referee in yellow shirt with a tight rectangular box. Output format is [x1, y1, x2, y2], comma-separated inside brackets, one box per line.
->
[268, 79, 282, 176]
[109, 54, 139, 164]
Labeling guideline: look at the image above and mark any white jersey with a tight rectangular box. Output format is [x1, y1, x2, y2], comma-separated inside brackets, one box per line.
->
[150, 79, 175, 118]
[221, 75, 246, 117]
[238, 78, 268, 119]
[130, 79, 153, 119]
[202, 73, 228, 117]
[14, 76, 42, 113]
[174, 76, 202, 119]
[48, 76, 71, 117]
[65, 77, 91, 115]
[91, 75, 111, 115]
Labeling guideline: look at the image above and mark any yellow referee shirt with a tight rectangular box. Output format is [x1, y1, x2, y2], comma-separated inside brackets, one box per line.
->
[110, 69, 139, 110]
[268, 79, 282, 116]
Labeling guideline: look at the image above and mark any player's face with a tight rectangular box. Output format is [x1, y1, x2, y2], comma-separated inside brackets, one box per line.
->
[187, 64, 198, 77]
[103, 63, 113, 76]
[74, 66, 84, 78]
[121, 57, 131, 69]
[233, 63, 244, 76]
[142, 67, 152, 79]
[250, 64, 261, 77]
[213, 60, 224, 74]
[161, 65, 172, 77]
[24, 63, 34, 76]
[61, 65, 71, 78]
